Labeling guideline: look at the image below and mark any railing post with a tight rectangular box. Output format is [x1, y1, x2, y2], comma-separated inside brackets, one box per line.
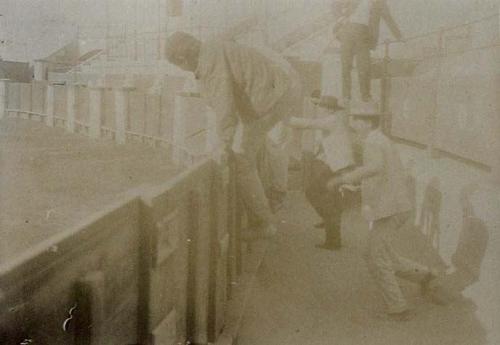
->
[114, 87, 133, 145]
[173, 93, 187, 164]
[45, 83, 55, 127]
[428, 28, 445, 158]
[380, 40, 391, 134]
[89, 86, 104, 139]
[0, 79, 8, 120]
[66, 84, 77, 133]
[206, 107, 218, 154]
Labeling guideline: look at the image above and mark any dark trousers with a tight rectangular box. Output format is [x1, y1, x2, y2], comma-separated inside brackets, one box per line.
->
[305, 157, 344, 247]
[340, 23, 372, 101]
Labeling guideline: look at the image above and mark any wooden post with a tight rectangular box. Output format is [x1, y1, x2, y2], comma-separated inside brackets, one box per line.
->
[89, 86, 104, 139]
[428, 28, 445, 159]
[45, 83, 55, 127]
[114, 87, 132, 144]
[380, 40, 391, 134]
[66, 84, 77, 133]
[0, 79, 8, 120]
[34, 60, 47, 81]
[173, 93, 186, 164]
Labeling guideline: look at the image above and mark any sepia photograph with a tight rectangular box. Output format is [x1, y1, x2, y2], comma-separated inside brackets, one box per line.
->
[0, 0, 499, 344]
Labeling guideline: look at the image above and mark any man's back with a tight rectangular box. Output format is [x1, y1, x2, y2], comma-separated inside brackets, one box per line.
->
[196, 40, 291, 120]
[361, 129, 412, 221]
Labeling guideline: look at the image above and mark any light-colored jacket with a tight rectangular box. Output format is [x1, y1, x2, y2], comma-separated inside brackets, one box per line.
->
[344, 129, 411, 221]
[196, 40, 291, 143]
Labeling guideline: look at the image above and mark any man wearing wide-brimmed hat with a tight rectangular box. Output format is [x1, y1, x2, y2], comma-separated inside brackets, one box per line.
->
[328, 103, 436, 320]
[288, 90, 357, 250]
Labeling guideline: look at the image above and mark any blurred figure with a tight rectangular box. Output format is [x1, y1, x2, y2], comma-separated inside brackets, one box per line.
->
[328, 103, 436, 321]
[165, 32, 302, 240]
[333, 0, 402, 103]
[288, 91, 356, 250]
[426, 183, 491, 304]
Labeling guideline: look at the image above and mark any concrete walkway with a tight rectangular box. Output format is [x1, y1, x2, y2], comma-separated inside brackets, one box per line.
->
[237, 191, 487, 345]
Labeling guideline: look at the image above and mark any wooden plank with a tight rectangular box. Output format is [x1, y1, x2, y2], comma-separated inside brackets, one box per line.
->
[0, 80, 7, 119]
[102, 89, 115, 129]
[31, 81, 47, 118]
[19, 83, 32, 118]
[6, 82, 21, 116]
[145, 94, 161, 137]
[76, 86, 90, 125]
[89, 87, 103, 138]
[0, 198, 142, 345]
[53, 85, 67, 122]
[129, 90, 146, 134]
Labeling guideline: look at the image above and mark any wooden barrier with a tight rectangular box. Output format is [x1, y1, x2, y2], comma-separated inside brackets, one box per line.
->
[2, 77, 207, 167]
[0, 156, 244, 345]
[0, 197, 143, 345]
[0, 79, 7, 119]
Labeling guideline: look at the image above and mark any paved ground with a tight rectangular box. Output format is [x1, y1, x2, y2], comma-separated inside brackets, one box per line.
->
[237, 147, 494, 345]
[0, 118, 180, 263]
[237, 193, 487, 345]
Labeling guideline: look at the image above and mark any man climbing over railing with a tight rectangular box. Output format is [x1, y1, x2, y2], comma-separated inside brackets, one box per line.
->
[164, 31, 302, 241]
[333, 0, 402, 106]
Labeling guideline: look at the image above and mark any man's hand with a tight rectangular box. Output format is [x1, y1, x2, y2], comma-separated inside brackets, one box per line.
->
[327, 176, 345, 192]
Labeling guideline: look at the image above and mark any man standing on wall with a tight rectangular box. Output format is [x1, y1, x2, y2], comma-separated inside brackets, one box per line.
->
[164, 31, 301, 240]
[333, 0, 402, 105]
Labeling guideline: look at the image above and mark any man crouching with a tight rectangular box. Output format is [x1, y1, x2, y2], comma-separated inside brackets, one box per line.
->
[328, 105, 436, 321]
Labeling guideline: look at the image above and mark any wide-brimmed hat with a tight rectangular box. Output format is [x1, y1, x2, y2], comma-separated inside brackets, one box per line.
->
[310, 90, 343, 111]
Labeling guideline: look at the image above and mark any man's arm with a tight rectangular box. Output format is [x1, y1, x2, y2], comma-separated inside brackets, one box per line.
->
[378, 0, 402, 40]
[331, 142, 384, 187]
[288, 115, 339, 131]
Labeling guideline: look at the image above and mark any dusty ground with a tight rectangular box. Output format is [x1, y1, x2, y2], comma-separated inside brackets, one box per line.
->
[0, 118, 180, 263]
[238, 146, 494, 345]
[237, 193, 487, 345]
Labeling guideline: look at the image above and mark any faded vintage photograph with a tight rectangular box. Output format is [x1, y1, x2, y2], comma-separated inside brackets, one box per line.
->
[0, 0, 499, 344]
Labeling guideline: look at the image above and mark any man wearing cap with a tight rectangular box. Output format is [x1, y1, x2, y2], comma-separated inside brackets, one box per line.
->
[288, 91, 356, 250]
[164, 31, 302, 239]
[328, 104, 435, 320]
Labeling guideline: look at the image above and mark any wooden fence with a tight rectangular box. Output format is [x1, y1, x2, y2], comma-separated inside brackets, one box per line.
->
[0, 157, 244, 345]
[0, 78, 217, 167]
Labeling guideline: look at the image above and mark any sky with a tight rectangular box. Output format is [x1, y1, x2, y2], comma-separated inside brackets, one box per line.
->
[0, 0, 498, 62]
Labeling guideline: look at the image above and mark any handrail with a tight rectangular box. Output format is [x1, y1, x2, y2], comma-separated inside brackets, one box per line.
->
[377, 13, 499, 48]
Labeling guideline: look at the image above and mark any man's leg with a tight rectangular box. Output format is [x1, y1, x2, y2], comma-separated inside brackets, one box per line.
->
[304, 158, 335, 220]
[305, 159, 343, 248]
[354, 31, 372, 101]
[341, 34, 355, 101]
[262, 137, 290, 212]
[367, 215, 410, 315]
[234, 132, 274, 230]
